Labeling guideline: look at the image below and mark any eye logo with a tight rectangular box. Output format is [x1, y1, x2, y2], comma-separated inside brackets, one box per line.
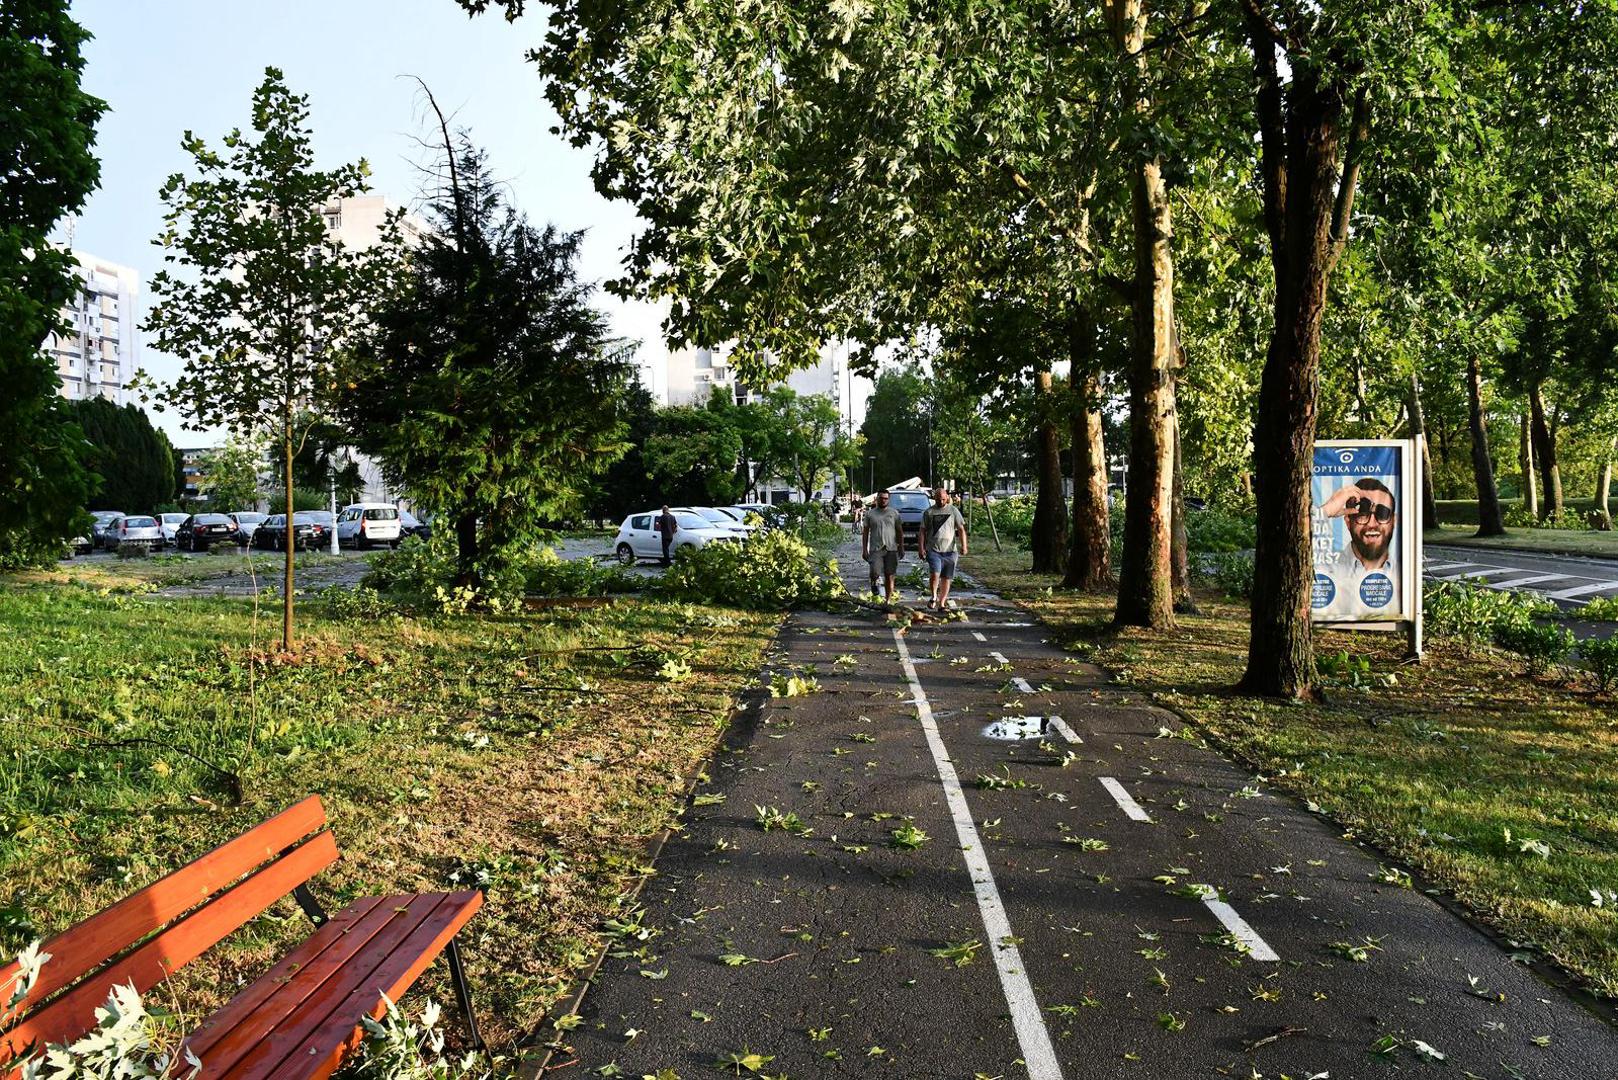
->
[1338, 451, 1355, 464]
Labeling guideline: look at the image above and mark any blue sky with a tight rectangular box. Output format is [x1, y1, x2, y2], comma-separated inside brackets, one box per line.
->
[66, 0, 669, 440]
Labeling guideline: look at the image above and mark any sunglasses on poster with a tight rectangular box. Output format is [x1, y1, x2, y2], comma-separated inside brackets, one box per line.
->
[1347, 498, 1394, 523]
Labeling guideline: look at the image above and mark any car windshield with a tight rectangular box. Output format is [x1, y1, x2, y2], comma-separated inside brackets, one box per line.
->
[92, 511, 122, 522]
[124, 516, 158, 528]
[890, 492, 930, 510]
[690, 508, 735, 524]
[711, 507, 746, 522]
[400, 510, 420, 527]
[233, 513, 266, 524]
[363, 507, 398, 520]
[265, 516, 284, 526]
[161, 514, 188, 524]
[674, 512, 711, 529]
[194, 514, 231, 525]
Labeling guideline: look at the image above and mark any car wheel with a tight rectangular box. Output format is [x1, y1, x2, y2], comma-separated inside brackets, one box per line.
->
[390, 540, 399, 550]
[616, 543, 635, 566]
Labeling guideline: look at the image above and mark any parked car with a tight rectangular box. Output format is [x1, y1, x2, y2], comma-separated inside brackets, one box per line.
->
[336, 503, 403, 549]
[729, 503, 784, 529]
[227, 511, 266, 546]
[66, 534, 93, 556]
[887, 489, 932, 539]
[676, 505, 755, 536]
[298, 511, 335, 549]
[613, 510, 736, 564]
[157, 513, 190, 548]
[175, 513, 236, 552]
[104, 514, 163, 552]
[89, 510, 125, 550]
[252, 514, 319, 551]
[399, 509, 432, 541]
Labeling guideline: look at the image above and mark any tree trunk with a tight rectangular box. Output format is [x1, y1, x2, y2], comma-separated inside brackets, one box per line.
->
[454, 511, 479, 589]
[1030, 369, 1069, 574]
[1528, 383, 1562, 519]
[1465, 353, 1506, 537]
[1595, 436, 1616, 531]
[1239, 61, 1354, 700]
[1170, 399, 1197, 613]
[1407, 372, 1439, 531]
[1520, 412, 1537, 518]
[281, 408, 295, 653]
[1108, 0, 1175, 629]
[1063, 312, 1110, 591]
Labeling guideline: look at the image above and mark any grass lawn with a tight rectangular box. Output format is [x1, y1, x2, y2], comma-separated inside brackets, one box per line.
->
[966, 550, 1618, 1000]
[16, 549, 355, 592]
[0, 560, 778, 1052]
[1426, 523, 1618, 560]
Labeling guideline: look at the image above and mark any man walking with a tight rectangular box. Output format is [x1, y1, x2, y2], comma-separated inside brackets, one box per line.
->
[918, 487, 968, 609]
[655, 505, 679, 567]
[861, 489, 903, 603]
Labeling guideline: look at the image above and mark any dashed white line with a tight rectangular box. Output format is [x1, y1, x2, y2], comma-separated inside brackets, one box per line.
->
[1548, 581, 1618, 601]
[1011, 676, 1035, 694]
[1198, 891, 1280, 962]
[1044, 716, 1082, 744]
[892, 630, 1065, 1080]
[1459, 567, 1512, 579]
[1482, 572, 1566, 590]
[990, 651, 1010, 664]
[971, 631, 987, 642]
[1098, 777, 1151, 822]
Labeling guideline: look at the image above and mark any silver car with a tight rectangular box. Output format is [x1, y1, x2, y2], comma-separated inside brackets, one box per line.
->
[104, 514, 164, 552]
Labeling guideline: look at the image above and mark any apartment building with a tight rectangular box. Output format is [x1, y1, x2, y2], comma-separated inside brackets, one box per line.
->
[46, 251, 139, 404]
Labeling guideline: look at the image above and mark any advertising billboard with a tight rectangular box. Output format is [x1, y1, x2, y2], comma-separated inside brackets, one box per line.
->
[1311, 440, 1420, 627]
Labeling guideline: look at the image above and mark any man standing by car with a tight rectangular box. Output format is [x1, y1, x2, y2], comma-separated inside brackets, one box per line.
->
[655, 505, 679, 566]
[861, 489, 903, 603]
[918, 487, 968, 609]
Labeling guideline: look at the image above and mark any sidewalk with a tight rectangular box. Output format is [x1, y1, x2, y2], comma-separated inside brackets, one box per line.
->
[542, 544, 1618, 1078]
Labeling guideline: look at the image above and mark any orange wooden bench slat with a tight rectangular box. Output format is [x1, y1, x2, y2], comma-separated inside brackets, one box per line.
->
[215, 891, 482, 1080]
[0, 796, 327, 1015]
[182, 896, 389, 1066]
[0, 832, 339, 1067]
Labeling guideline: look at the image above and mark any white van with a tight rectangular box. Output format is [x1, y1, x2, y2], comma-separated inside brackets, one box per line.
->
[336, 503, 403, 549]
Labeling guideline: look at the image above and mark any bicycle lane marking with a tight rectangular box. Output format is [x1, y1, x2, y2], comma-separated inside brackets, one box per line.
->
[892, 627, 1066, 1080]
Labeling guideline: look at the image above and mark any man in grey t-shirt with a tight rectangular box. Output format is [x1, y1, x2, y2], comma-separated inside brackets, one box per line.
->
[861, 490, 904, 603]
[918, 487, 968, 609]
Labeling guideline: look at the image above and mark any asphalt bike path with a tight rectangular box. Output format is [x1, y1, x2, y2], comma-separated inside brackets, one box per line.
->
[557, 543, 1618, 1078]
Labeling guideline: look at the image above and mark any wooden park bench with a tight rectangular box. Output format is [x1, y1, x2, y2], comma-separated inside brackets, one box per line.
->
[0, 796, 482, 1079]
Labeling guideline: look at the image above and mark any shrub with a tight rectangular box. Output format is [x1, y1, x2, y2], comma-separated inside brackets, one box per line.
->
[658, 529, 844, 610]
[1423, 580, 1555, 646]
[1583, 636, 1618, 692]
[1493, 619, 1574, 675]
[1185, 507, 1256, 553]
[523, 546, 641, 597]
[1502, 505, 1593, 531]
[988, 495, 1036, 550]
[365, 532, 638, 608]
[364, 532, 456, 596]
[1577, 595, 1618, 622]
[320, 584, 394, 622]
[772, 502, 845, 550]
[1198, 551, 1254, 599]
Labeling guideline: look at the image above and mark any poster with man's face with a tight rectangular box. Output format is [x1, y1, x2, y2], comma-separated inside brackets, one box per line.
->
[1311, 443, 1408, 622]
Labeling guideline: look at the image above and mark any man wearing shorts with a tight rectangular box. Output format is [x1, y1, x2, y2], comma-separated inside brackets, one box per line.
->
[919, 487, 968, 609]
[861, 489, 903, 603]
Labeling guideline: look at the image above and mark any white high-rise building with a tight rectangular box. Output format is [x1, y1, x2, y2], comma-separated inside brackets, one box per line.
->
[47, 251, 139, 404]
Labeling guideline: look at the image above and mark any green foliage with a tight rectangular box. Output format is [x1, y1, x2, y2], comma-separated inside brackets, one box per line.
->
[196, 440, 262, 510]
[0, 0, 103, 569]
[859, 365, 934, 485]
[15, 982, 198, 1080]
[59, 399, 175, 512]
[1422, 580, 1555, 647]
[773, 501, 844, 550]
[1315, 651, 1396, 691]
[1577, 595, 1618, 622]
[1201, 552, 1255, 600]
[1492, 620, 1575, 676]
[364, 532, 456, 597]
[344, 997, 489, 1080]
[341, 137, 632, 593]
[319, 584, 394, 623]
[264, 488, 329, 513]
[365, 532, 639, 607]
[1582, 636, 1618, 693]
[991, 496, 1035, 550]
[1185, 508, 1256, 554]
[523, 547, 641, 598]
[643, 399, 745, 506]
[658, 530, 844, 611]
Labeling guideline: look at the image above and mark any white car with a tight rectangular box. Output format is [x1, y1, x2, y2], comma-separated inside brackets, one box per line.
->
[157, 513, 189, 548]
[104, 515, 164, 552]
[614, 510, 736, 564]
[336, 503, 403, 549]
[676, 505, 755, 536]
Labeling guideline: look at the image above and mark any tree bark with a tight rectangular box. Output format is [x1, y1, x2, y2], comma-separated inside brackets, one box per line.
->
[1407, 372, 1439, 531]
[454, 510, 479, 589]
[1170, 399, 1197, 613]
[1063, 311, 1110, 591]
[1465, 353, 1505, 537]
[1528, 383, 1562, 519]
[1595, 436, 1616, 531]
[1108, 0, 1175, 629]
[282, 405, 295, 653]
[1520, 412, 1537, 518]
[1238, 44, 1362, 699]
[1030, 368, 1069, 574]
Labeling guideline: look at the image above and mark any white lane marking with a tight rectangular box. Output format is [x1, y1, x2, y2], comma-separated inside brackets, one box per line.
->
[971, 631, 987, 642]
[1197, 891, 1280, 962]
[1011, 676, 1035, 694]
[1459, 567, 1513, 579]
[892, 630, 1065, 1080]
[1549, 580, 1618, 601]
[1423, 561, 1470, 572]
[1430, 567, 1483, 580]
[990, 651, 1010, 664]
[1482, 572, 1567, 590]
[1098, 777, 1151, 822]
[1045, 716, 1082, 744]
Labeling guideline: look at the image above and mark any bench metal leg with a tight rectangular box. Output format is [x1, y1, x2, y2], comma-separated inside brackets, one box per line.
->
[445, 937, 483, 1051]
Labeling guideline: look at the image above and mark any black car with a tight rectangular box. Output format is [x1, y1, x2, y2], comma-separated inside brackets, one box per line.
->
[175, 513, 236, 552]
[297, 511, 334, 549]
[400, 509, 432, 541]
[887, 490, 932, 539]
[252, 514, 318, 551]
